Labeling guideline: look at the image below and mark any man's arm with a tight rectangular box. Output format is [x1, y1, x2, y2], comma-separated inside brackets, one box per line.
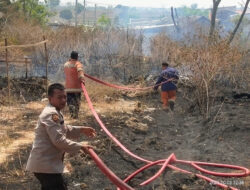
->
[45, 124, 82, 154]
[154, 74, 163, 90]
[76, 62, 85, 85]
[66, 125, 96, 139]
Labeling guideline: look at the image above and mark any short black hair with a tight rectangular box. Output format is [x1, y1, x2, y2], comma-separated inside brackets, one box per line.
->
[48, 83, 65, 97]
[162, 62, 169, 67]
[70, 51, 78, 60]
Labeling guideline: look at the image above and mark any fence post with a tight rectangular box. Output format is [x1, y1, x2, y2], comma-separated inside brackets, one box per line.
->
[43, 36, 49, 96]
[5, 38, 10, 105]
[24, 56, 28, 79]
[94, 4, 97, 26]
[75, 0, 78, 27]
[83, 0, 86, 25]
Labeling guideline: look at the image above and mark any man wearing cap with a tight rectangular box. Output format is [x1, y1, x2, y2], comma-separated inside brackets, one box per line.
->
[26, 83, 96, 190]
[64, 51, 85, 119]
[154, 62, 179, 111]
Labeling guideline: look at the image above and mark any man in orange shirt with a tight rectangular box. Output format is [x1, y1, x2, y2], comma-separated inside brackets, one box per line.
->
[64, 51, 85, 119]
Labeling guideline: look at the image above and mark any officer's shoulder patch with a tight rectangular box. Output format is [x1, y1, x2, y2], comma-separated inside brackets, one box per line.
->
[52, 114, 60, 123]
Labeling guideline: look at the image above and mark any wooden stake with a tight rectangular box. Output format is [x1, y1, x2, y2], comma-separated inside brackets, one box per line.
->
[94, 4, 97, 26]
[43, 36, 49, 96]
[75, 0, 78, 27]
[83, 0, 86, 25]
[24, 56, 28, 78]
[5, 38, 10, 105]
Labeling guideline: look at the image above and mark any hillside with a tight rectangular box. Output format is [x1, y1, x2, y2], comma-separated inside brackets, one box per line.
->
[0, 78, 249, 190]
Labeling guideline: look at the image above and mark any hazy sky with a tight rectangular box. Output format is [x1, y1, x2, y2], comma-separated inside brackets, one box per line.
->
[62, 0, 244, 8]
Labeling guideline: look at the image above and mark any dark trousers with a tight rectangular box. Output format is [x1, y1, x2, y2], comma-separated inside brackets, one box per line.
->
[66, 92, 81, 119]
[34, 173, 68, 190]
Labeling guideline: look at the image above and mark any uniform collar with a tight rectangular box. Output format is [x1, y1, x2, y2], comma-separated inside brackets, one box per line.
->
[69, 59, 78, 63]
[48, 103, 63, 115]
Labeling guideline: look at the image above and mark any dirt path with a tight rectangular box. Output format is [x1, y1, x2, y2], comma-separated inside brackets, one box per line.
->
[68, 91, 250, 190]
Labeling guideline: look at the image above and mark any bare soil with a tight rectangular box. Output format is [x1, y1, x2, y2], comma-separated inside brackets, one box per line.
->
[0, 83, 249, 190]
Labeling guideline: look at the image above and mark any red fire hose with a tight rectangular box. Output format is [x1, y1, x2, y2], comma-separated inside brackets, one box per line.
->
[86, 148, 134, 190]
[80, 80, 249, 190]
[84, 73, 173, 91]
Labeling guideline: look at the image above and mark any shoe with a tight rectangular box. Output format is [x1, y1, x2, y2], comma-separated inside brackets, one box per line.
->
[72, 115, 78, 119]
[169, 100, 175, 111]
[163, 106, 170, 112]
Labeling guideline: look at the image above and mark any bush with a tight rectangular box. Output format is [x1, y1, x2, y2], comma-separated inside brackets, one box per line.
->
[59, 9, 72, 20]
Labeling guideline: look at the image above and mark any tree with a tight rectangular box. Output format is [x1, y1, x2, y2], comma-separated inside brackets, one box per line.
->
[228, 0, 250, 44]
[0, 0, 51, 26]
[171, 6, 179, 32]
[177, 6, 209, 17]
[209, 0, 221, 38]
[48, 0, 60, 8]
[59, 9, 72, 20]
[97, 14, 111, 26]
[191, 3, 198, 9]
[0, 0, 11, 12]
[76, 2, 84, 14]
[15, 0, 51, 24]
[66, 2, 72, 6]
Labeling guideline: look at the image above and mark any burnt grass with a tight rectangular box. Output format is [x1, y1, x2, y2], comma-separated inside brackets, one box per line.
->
[0, 86, 250, 190]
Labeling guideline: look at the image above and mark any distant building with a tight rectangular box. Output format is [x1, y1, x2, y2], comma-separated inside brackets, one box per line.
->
[132, 15, 211, 42]
[209, 6, 238, 32]
[216, 6, 237, 20]
[179, 16, 210, 35]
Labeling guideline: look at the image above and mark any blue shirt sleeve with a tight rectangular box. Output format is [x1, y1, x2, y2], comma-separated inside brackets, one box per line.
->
[154, 72, 164, 89]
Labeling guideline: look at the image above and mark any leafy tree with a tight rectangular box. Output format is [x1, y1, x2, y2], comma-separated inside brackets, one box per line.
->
[59, 9, 72, 20]
[191, 3, 198, 9]
[76, 3, 84, 14]
[0, 0, 11, 12]
[97, 14, 111, 26]
[14, 0, 51, 24]
[48, 0, 60, 8]
[0, 0, 51, 26]
[177, 6, 209, 17]
[66, 2, 72, 6]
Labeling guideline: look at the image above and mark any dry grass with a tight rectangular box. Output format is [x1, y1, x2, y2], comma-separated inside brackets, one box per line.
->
[1, 24, 146, 83]
[1, 19, 249, 118]
[0, 101, 45, 162]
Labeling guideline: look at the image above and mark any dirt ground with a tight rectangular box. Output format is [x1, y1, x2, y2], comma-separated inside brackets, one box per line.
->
[0, 82, 249, 190]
